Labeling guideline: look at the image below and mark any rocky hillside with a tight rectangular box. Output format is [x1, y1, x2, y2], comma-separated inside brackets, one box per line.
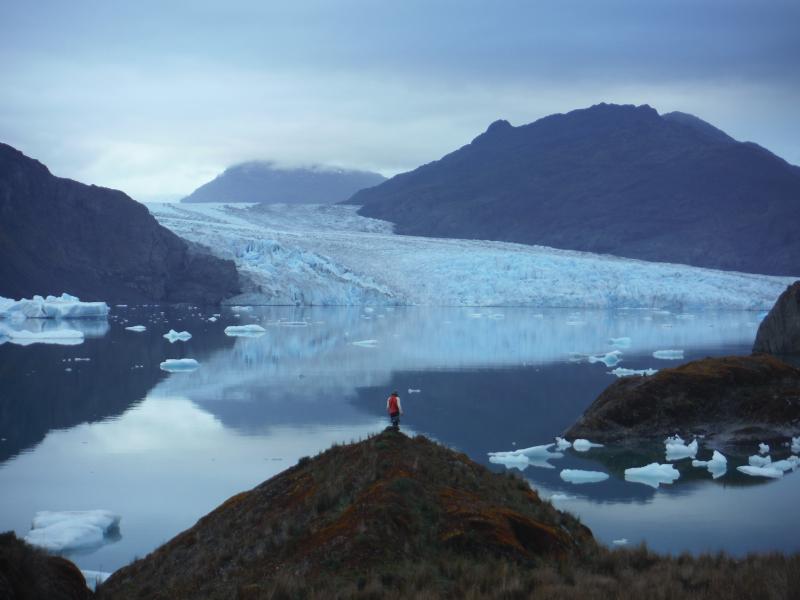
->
[181, 161, 385, 204]
[0, 143, 240, 304]
[99, 431, 593, 598]
[564, 354, 800, 446]
[349, 103, 800, 276]
[754, 281, 800, 355]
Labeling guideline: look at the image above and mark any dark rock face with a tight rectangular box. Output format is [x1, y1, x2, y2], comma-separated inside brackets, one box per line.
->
[564, 354, 800, 445]
[181, 161, 386, 204]
[98, 432, 593, 599]
[0, 532, 92, 600]
[753, 281, 800, 355]
[350, 103, 800, 276]
[0, 143, 240, 304]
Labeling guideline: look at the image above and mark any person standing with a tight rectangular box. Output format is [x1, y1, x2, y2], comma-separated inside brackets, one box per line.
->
[386, 391, 402, 430]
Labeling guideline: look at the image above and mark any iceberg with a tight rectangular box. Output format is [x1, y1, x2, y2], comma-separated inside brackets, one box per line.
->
[792, 437, 800, 454]
[82, 570, 112, 592]
[612, 538, 628, 546]
[24, 510, 120, 552]
[692, 450, 728, 478]
[224, 324, 267, 337]
[560, 469, 609, 484]
[737, 465, 783, 479]
[748, 454, 772, 468]
[488, 443, 563, 470]
[609, 337, 632, 348]
[160, 358, 200, 372]
[665, 434, 685, 445]
[0, 325, 84, 346]
[588, 351, 622, 367]
[555, 437, 572, 451]
[208, 316, 218, 322]
[665, 438, 698, 461]
[572, 439, 604, 452]
[653, 349, 684, 360]
[549, 493, 575, 502]
[770, 456, 799, 472]
[609, 367, 658, 378]
[0, 293, 109, 320]
[758, 442, 770, 455]
[624, 463, 681, 488]
[488, 452, 530, 471]
[125, 325, 146, 332]
[163, 329, 192, 343]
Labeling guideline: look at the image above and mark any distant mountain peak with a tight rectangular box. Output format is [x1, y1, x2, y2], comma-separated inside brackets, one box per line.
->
[182, 161, 386, 204]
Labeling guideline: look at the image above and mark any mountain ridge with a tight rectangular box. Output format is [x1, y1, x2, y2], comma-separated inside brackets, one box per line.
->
[349, 103, 800, 276]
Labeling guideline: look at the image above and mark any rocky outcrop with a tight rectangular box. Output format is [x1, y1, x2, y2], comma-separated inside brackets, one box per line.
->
[98, 432, 593, 599]
[0, 143, 240, 304]
[564, 354, 800, 445]
[349, 103, 800, 276]
[753, 281, 800, 355]
[0, 532, 92, 599]
[181, 161, 386, 204]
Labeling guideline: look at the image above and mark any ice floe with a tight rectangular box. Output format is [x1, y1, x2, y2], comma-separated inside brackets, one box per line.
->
[624, 463, 681, 488]
[792, 437, 800, 454]
[549, 493, 575, 502]
[572, 439, 604, 452]
[0, 325, 84, 346]
[653, 349, 684, 360]
[352, 339, 378, 348]
[612, 538, 628, 546]
[588, 350, 622, 367]
[748, 454, 772, 468]
[0, 293, 109, 320]
[692, 451, 728, 478]
[82, 570, 112, 592]
[759, 442, 770, 455]
[488, 443, 564, 470]
[737, 465, 783, 479]
[560, 469, 609, 484]
[160, 358, 200, 372]
[609, 367, 658, 377]
[163, 329, 192, 343]
[24, 510, 120, 552]
[125, 325, 146, 332]
[665, 438, 698, 461]
[208, 316, 218, 322]
[555, 437, 572, 451]
[224, 324, 267, 337]
[770, 456, 799, 472]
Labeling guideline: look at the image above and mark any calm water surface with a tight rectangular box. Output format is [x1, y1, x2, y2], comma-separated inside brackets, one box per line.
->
[1, 305, 797, 575]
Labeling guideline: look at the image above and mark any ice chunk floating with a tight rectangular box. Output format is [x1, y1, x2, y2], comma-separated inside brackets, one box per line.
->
[609, 367, 658, 378]
[737, 465, 783, 479]
[572, 439, 604, 452]
[163, 329, 192, 343]
[24, 510, 120, 552]
[588, 351, 622, 367]
[692, 451, 728, 479]
[0, 293, 109, 320]
[160, 358, 200, 372]
[665, 438, 698, 461]
[224, 324, 267, 337]
[125, 325, 146, 332]
[653, 349, 685, 360]
[560, 469, 609, 484]
[624, 463, 680, 488]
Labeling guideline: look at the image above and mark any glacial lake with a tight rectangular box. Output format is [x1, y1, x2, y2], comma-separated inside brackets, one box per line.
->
[1, 305, 798, 576]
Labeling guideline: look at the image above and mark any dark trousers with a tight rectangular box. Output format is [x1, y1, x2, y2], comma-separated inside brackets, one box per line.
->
[389, 412, 400, 428]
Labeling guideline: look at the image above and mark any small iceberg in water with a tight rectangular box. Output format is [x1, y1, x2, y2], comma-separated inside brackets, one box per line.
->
[624, 463, 680, 488]
[160, 358, 200, 372]
[588, 351, 622, 367]
[665, 438, 698, 461]
[24, 510, 120, 552]
[653, 349, 684, 360]
[609, 367, 657, 378]
[163, 329, 192, 343]
[737, 465, 783, 479]
[560, 469, 609, 484]
[224, 324, 266, 337]
[692, 450, 728, 479]
[0, 293, 109, 320]
[125, 325, 146, 332]
[572, 439, 604, 452]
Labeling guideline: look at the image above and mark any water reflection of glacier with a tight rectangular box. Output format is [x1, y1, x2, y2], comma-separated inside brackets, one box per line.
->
[151, 307, 761, 421]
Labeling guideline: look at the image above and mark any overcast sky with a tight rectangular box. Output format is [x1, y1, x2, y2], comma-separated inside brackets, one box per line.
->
[1, 0, 798, 202]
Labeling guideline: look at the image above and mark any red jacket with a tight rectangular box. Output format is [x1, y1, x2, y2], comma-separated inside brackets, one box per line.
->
[387, 395, 401, 415]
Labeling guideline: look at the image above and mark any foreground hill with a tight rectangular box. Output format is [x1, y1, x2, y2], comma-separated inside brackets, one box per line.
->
[754, 281, 800, 355]
[0, 143, 240, 304]
[349, 103, 800, 276]
[96, 432, 800, 599]
[181, 161, 385, 204]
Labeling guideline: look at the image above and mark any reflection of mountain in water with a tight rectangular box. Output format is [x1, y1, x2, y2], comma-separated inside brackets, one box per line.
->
[0, 311, 234, 463]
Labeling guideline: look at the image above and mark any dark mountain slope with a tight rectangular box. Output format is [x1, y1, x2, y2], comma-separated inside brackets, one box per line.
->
[0, 143, 240, 303]
[350, 103, 800, 276]
[181, 161, 385, 204]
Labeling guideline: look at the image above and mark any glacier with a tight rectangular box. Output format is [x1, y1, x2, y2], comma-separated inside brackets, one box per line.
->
[148, 203, 793, 308]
